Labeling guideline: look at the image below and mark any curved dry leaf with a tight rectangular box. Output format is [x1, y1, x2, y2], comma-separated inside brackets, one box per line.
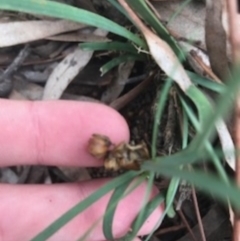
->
[43, 28, 107, 100]
[216, 119, 235, 170]
[118, 0, 192, 91]
[0, 20, 86, 47]
[179, 41, 211, 77]
[144, 30, 192, 91]
[42, 47, 93, 100]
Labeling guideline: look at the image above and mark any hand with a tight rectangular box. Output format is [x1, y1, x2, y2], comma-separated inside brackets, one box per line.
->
[0, 100, 163, 241]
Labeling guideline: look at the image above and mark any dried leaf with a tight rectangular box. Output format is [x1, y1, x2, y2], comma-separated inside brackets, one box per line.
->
[119, 0, 192, 91]
[216, 120, 235, 170]
[0, 20, 86, 47]
[43, 29, 107, 100]
[43, 47, 93, 100]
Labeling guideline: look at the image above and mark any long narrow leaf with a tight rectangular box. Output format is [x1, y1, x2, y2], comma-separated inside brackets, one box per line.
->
[166, 107, 188, 218]
[124, 173, 155, 240]
[143, 167, 240, 210]
[180, 96, 229, 183]
[187, 71, 225, 93]
[122, 193, 164, 241]
[100, 54, 145, 75]
[189, 66, 240, 152]
[103, 181, 131, 240]
[79, 175, 147, 241]
[80, 41, 137, 53]
[151, 79, 173, 158]
[0, 0, 146, 48]
[31, 171, 141, 241]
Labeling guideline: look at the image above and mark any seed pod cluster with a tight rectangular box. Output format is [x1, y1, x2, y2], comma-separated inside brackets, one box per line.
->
[88, 134, 150, 171]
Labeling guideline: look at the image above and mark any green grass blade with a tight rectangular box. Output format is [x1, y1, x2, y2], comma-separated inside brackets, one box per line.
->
[166, 108, 188, 218]
[186, 86, 213, 131]
[151, 79, 173, 158]
[31, 170, 142, 241]
[106, 0, 130, 20]
[165, 178, 179, 218]
[0, 0, 146, 48]
[126, 0, 185, 60]
[103, 181, 131, 240]
[146, 167, 240, 210]
[122, 193, 164, 241]
[187, 71, 225, 93]
[80, 175, 146, 241]
[180, 96, 229, 183]
[100, 54, 145, 75]
[149, 148, 202, 167]
[123, 173, 155, 240]
[77, 218, 101, 241]
[80, 41, 137, 53]
[168, 0, 192, 24]
[188, 66, 240, 153]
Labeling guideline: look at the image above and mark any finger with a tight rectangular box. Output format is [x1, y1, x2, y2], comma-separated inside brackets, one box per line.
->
[0, 99, 129, 167]
[0, 180, 164, 241]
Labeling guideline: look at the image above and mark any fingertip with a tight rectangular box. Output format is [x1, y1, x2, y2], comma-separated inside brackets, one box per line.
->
[0, 100, 130, 167]
[37, 101, 130, 167]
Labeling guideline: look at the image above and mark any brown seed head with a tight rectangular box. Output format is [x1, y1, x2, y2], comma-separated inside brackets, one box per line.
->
[87, 134, 112, 159]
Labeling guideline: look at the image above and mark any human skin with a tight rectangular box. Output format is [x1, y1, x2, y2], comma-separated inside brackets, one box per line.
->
[0, 100, 164, 241]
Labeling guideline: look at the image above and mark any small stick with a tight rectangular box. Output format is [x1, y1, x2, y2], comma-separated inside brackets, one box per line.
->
[0, 44, 30, 97]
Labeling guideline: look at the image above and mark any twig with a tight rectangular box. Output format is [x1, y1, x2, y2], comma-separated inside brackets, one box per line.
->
[0, 44, 30, 97]
[191, 185, 206, 241]
[110, 72, 154, 110]
[177, 209, 198, 241]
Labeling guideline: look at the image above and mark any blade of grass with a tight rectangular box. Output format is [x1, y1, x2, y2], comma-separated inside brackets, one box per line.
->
[80, 174, 147, 241]
[187, 71, 225, 93]
[31, 170, 142, 241]
[166, 107, 189, 218]
[144, 167, 240, 210]
[100, 54, 145, 76]
[106, 0, 129, 17]
[0, 0, 146, 48]
[151, 79, 173, 158]
[122, 193, 164, 241]
[80, 41, 137, 53]
[103, 181, 131, 240]
[188, 66, 240, 153]
[121, 173, 155, 240]
[103, 174, 146, 240]
[168, 0, 192, 24]
[180, 96, 229, 184]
